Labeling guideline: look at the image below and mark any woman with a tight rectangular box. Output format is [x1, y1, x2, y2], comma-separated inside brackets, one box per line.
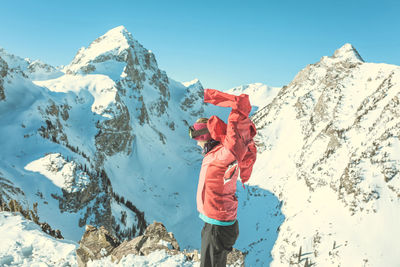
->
[189, 89, 257, 266]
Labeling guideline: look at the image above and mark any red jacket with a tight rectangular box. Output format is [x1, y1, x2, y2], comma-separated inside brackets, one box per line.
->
[196, 89, 257, 221]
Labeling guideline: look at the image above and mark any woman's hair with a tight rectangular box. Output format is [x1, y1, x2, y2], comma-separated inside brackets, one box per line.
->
[196, 117, 209, 124]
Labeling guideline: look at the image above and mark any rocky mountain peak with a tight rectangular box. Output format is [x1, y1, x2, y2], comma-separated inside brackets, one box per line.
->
[90, 25, 135, 53]
[0, 48, 61, 84]
[332, 43, 364, 63]
[103, 25, 132, 42]
[182, 78, 201, 87]
[64, 25, 159, 77]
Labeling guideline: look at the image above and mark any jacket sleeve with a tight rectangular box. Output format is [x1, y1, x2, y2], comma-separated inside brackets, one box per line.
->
[204, 89, 254, 162]
[238, 140, 257, 183]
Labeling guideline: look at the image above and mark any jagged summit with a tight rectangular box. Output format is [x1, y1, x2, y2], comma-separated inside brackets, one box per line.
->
[64, 25, 157, 76]
[105, 25, 130, 36]
[182, 78, 200, 87]
[64, 25, 134, 73]
[97, 25, 135, 47]
[0, 48, 61, 81]
[317, 43, 364, 66]
[332, 43, 364, 62]
[0, 47, 29, 70]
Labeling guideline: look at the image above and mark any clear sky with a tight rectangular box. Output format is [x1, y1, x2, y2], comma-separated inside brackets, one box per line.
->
[1, 0, 399, 90]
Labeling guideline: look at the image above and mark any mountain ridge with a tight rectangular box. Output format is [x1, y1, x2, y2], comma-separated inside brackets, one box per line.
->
[0, 25, 398, 266]
[251, 41, 400, 266]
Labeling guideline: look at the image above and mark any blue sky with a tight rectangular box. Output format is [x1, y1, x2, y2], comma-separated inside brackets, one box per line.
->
[1, 0, 399, 90]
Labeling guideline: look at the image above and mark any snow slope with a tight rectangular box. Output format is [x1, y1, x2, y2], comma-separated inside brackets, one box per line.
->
[0, 212, 78, 266]
[251, 43, 400, 266]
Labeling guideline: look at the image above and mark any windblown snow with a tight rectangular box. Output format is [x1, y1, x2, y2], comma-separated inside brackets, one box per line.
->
[0, 212, 77, 266]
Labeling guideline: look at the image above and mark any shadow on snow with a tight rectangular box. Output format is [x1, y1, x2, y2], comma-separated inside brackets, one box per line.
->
[235, 184, 285, 266]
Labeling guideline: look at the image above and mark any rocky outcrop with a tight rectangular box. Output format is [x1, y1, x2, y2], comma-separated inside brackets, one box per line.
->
[76, 225, 120, 266]
[95, 99, 133, 163]
[0, 174, 25, 206]
[76, 221, 245, 266]
[180, 79, 205, 117]
[0, 47, 61, 85]
[37, 100, 70, 144]
[0, 55, 8, 101]
[111, 221, 180, 263]
[227, 248, 246, 267]
[26, 60, 63, 81]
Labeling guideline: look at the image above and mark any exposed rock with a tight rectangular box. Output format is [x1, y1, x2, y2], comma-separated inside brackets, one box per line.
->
[26, 60, 62, 80]
[110, 235, 145, 262]
[227, 248, 246, 266]
[37, 100, 69, 144]
[0, 175, 26, 206]
[180, 79, 205, 116]
[76, 225, 120, 267]
[95, 99, 133, 162]
[78, 221, 245, 266]
[39, 222, 64, 239]
[110, 221, 180, 262]
[139, 221, 180, 254]
[183, 249, 200, 262]
[0, 55, 8, 101]
[332, 43, 364, 63]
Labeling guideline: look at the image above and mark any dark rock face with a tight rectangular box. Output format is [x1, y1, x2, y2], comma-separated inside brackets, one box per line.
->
[0, 174, 25, 205]
[180, 80, 205, 116]
[77, 221, 245, 266]
[37, 101, 69, 144]
[94, 99, 133, 162]
[39, 222, 64, 239]
[0, 55, 8, 101]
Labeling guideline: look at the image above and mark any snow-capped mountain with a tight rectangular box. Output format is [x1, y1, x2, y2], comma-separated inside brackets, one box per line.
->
[0, 25, 206, 242]
[1, 24, 398, 266]
[250, 43, 400, 266]
[225, 83, 280, 112]
[0, 26, 282, 266]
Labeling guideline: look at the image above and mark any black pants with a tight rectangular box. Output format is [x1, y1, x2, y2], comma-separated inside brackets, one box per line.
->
[200, 221, 239, 267]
